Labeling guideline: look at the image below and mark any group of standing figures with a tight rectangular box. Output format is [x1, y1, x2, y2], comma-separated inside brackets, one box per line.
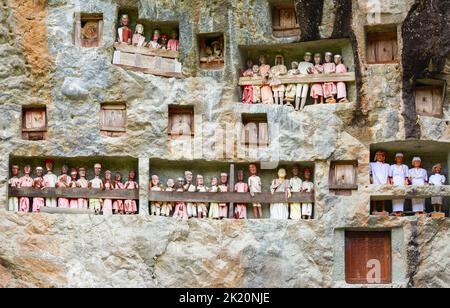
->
[241, 52, 349, 111]
[370, 151, 446, 215]
[150, 164, 314, 221]
[8, 161, 139, 215]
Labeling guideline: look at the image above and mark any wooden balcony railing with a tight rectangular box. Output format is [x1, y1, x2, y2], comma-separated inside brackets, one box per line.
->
[238, 72, 355, 86]
[369, 185, 450, 201]
[8, 187, 139, 200]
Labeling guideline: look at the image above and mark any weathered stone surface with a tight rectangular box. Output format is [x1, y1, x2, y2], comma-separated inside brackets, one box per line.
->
[0, 0, 449, 288]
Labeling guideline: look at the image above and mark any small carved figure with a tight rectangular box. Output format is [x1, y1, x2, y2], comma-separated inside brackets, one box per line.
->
[409, 157, 428, 215]
[259, 55, 274, 104]
[124, 170, 139, 215]
[301, 168, 314, 220]
[184, 171, 197, 218]
[248, 163, 262, 219]
[150, 175, 162, 216]
[102, 171, 114, 216]
[68, 169, 79, 209]
[334, 55, 349, 103]
[161, 179, 175, 217]
[242, 60, 254, 104]
[43, 160, 58, 208]
[8, 165, 20, 212]
[196, 175, 208, 219]
[112, 172, 125, 214]
[370, 150, 390, 213]
[173, 177, 188, 220]
[18, 165, 33, 212]
[117, 14, 132, 45]
[270, 169, 291, 220]
[89, 163, 104, 214]
[167, 30, 180, 52]
[270, 55, 288, 105]
[148, 29, 161, 49]
[297, 52, 314, 111]
[218, 173, 229, 219]
[76, 167, 89, 209]
[208, 177, 220, 219]
[289, 165, 303, 220]
[252, 65, 262, 103]
[132, 24, 147, 47]
[211, 41, 223, 60]
[82, 21, 99, 43]
[388, 153, 409, 216]
[309, 53, 324, 105]
[323, 52, 337, 104]
[234, 170, 249, 219]
[57, 165, 71, 209]
[160, 34, 169, 50]
[429, 164, 446, 213]
[285, 62, 300, 106]
[32, 167, 45, 213]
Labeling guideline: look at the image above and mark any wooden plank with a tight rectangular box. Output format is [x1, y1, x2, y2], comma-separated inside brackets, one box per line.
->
[369, 185, 450, 200]
[41, 207, 94, 215]
[149, 191, 314, 203]
[114, 64, 185, 79]
[114, 42, 179, 59]
[9, 187, 139, 200]
[239, 72, 355, 86]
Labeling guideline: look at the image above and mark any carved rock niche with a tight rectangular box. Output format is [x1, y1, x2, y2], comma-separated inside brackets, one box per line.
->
[75, 13, 103, 48]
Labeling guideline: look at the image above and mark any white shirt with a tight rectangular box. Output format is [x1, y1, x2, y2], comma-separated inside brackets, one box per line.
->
[409, 168, 428, 186]
[248, 175, 262, 193]
[389, 164, 409, 186]
[43, 173, 58, 188]
[301, 181, 314, 193]
[290, 176, 303, 192]
[429, 174, 446, 186]
[298, 61, 314, 75]
[370, 162, 390, 185]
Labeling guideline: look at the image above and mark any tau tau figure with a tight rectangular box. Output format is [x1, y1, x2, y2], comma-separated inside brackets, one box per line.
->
[285, 62, 300, 106]
[160, 34, 169, 50]
[8, 165, 20, 212]
[252, 65, 262, 103]
[132, 24, 147, 47]
[409, 157, 428, 215]
[32, 167, 45, 213]
[76, 167, 89, 209]
[270, 55, 288, 105]
[218, 173, 229, 219]
[289, 165, 303, 220]
[102, 170, 114, 216]
[69, 169, 79, 209]
[117, 14, 132, 45]
[259, 55, 274, 104]
[173, 177, 188, 220]
[323, 52, 337, 104]
[161, 179, 175, 217]
[208, 177, 220, 220]
[234, 170, 249, 219]
[124, 170, 138, 215]
[167, 30, 180, 52]
[429, 164, 446, 213]
[334, 55, 349, 103]
[184, 171, 197, 218]
[309, 53, 324, 105]
[43, 160, 58, 209]
[270, 169, 291, 220]
[148, 29, 161, 49]
[297, 52, 314, 111]
[389, 153, 409, 216]
[112, 172, 125, 214]
[301, 168, 314, 220]
[89, 163, 104, 214]
[150, 175, 162, 216]
[248, 163, 263, 219]
[196, 175, 208, 219]
[370, 151, 390, 213]
[57, 165, 71, 209]
[242, 59, 255, 104]
[19, 165, 33, 212]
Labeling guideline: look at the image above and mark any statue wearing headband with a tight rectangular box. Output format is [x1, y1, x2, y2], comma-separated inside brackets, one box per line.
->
[429, 164, 446, 213]
[388, 153, 409, 216]
[408, 157, 428, 215]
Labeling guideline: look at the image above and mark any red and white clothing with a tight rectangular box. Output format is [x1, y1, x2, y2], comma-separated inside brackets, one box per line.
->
[103, 181, 113, 216]
[409, 168, 428, 212]
[389, 164, 409, 212]
[218, 184, 229, 218]
[370, 162, 390, 185]
[8, 177, 20, 212]
[44, 173, 58, 208]
[124, 180, 138, 214]
[197, 185, 208, 218]
[242, 69, 254, 104]
[173, 188, 188, 220]
[18, 176, 33, 212]
[335, 63, 348, 100]
[322, 62, 337, 98]
[57, 174, 71, 209]
[234, 182, 248, 219]
[112, 182, 125, 213]
[167, 39, 179, 52]
[76, 178, 89, 209]
[68, 181, 78, 209]
[32, 178, 45, 213]
[118, 27, 132, 44]
[310, 64, 324, 99]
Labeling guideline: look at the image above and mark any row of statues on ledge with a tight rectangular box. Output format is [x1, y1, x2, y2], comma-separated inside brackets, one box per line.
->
[370, 151, 446, 216]
[150, 164, 314, 221]
[8, 162, 139, 215]
[117, 14, 179, 51]
[241, 52, 349, 111]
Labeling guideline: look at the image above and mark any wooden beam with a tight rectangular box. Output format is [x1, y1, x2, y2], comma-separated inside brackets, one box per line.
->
[114, 42, 179, 59]
[8, 187, 139, 200]
[329, 184, 359, 190]
[149, 191, 314, 203]
[114, 64, 185, 79]
[239, 72, 356, 86]
[369, 185, 450, 201]
[41, 207, 94, 215]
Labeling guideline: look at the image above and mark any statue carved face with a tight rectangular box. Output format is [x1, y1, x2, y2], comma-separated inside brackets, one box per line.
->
[196, 175, 204, 186]
[12, 165, 19, 177]
[304, 53, 312, 62]
[314, 54, 322, 65]
[79, 168, 86, 177]
[129, 170, 136, 180]
[167, 179, 175, 188]
[151, 175, 159, 186]
[325, 53, 333, 63]
[249, 164, 257, 176]
[36, 168, 43, 178]
[395, 155, 404, 165]
[115, 173, 122, 182]
[105, 171, 112, 181]
[304, 168, 312, 181]
[185, 171, 193, 183]
[94, 163, 102, 177]
[220, 174, 228, 184]
[375, 151, 385, 163]
[237, 171, 244, 182]
[24, 165, 31, 175]
[211, 177, 218, 186]
[45, 161, 54, 172]
[61, 165, 69, 175]
[121, 15, 129, 27]
[292, 165, 300, 177]
[278, 168, 287, 179]
[71, 171, 78, 181]
[412, 160, 421, 168]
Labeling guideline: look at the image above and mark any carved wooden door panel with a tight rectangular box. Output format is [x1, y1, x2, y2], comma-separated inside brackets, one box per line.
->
[22, 108, 47, 140]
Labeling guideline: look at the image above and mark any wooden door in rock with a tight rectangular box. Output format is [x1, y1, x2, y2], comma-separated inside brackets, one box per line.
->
[22, 108, 47, 141]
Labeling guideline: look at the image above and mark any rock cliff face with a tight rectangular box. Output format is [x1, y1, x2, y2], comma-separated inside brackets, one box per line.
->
[0, 0, 449, 288]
